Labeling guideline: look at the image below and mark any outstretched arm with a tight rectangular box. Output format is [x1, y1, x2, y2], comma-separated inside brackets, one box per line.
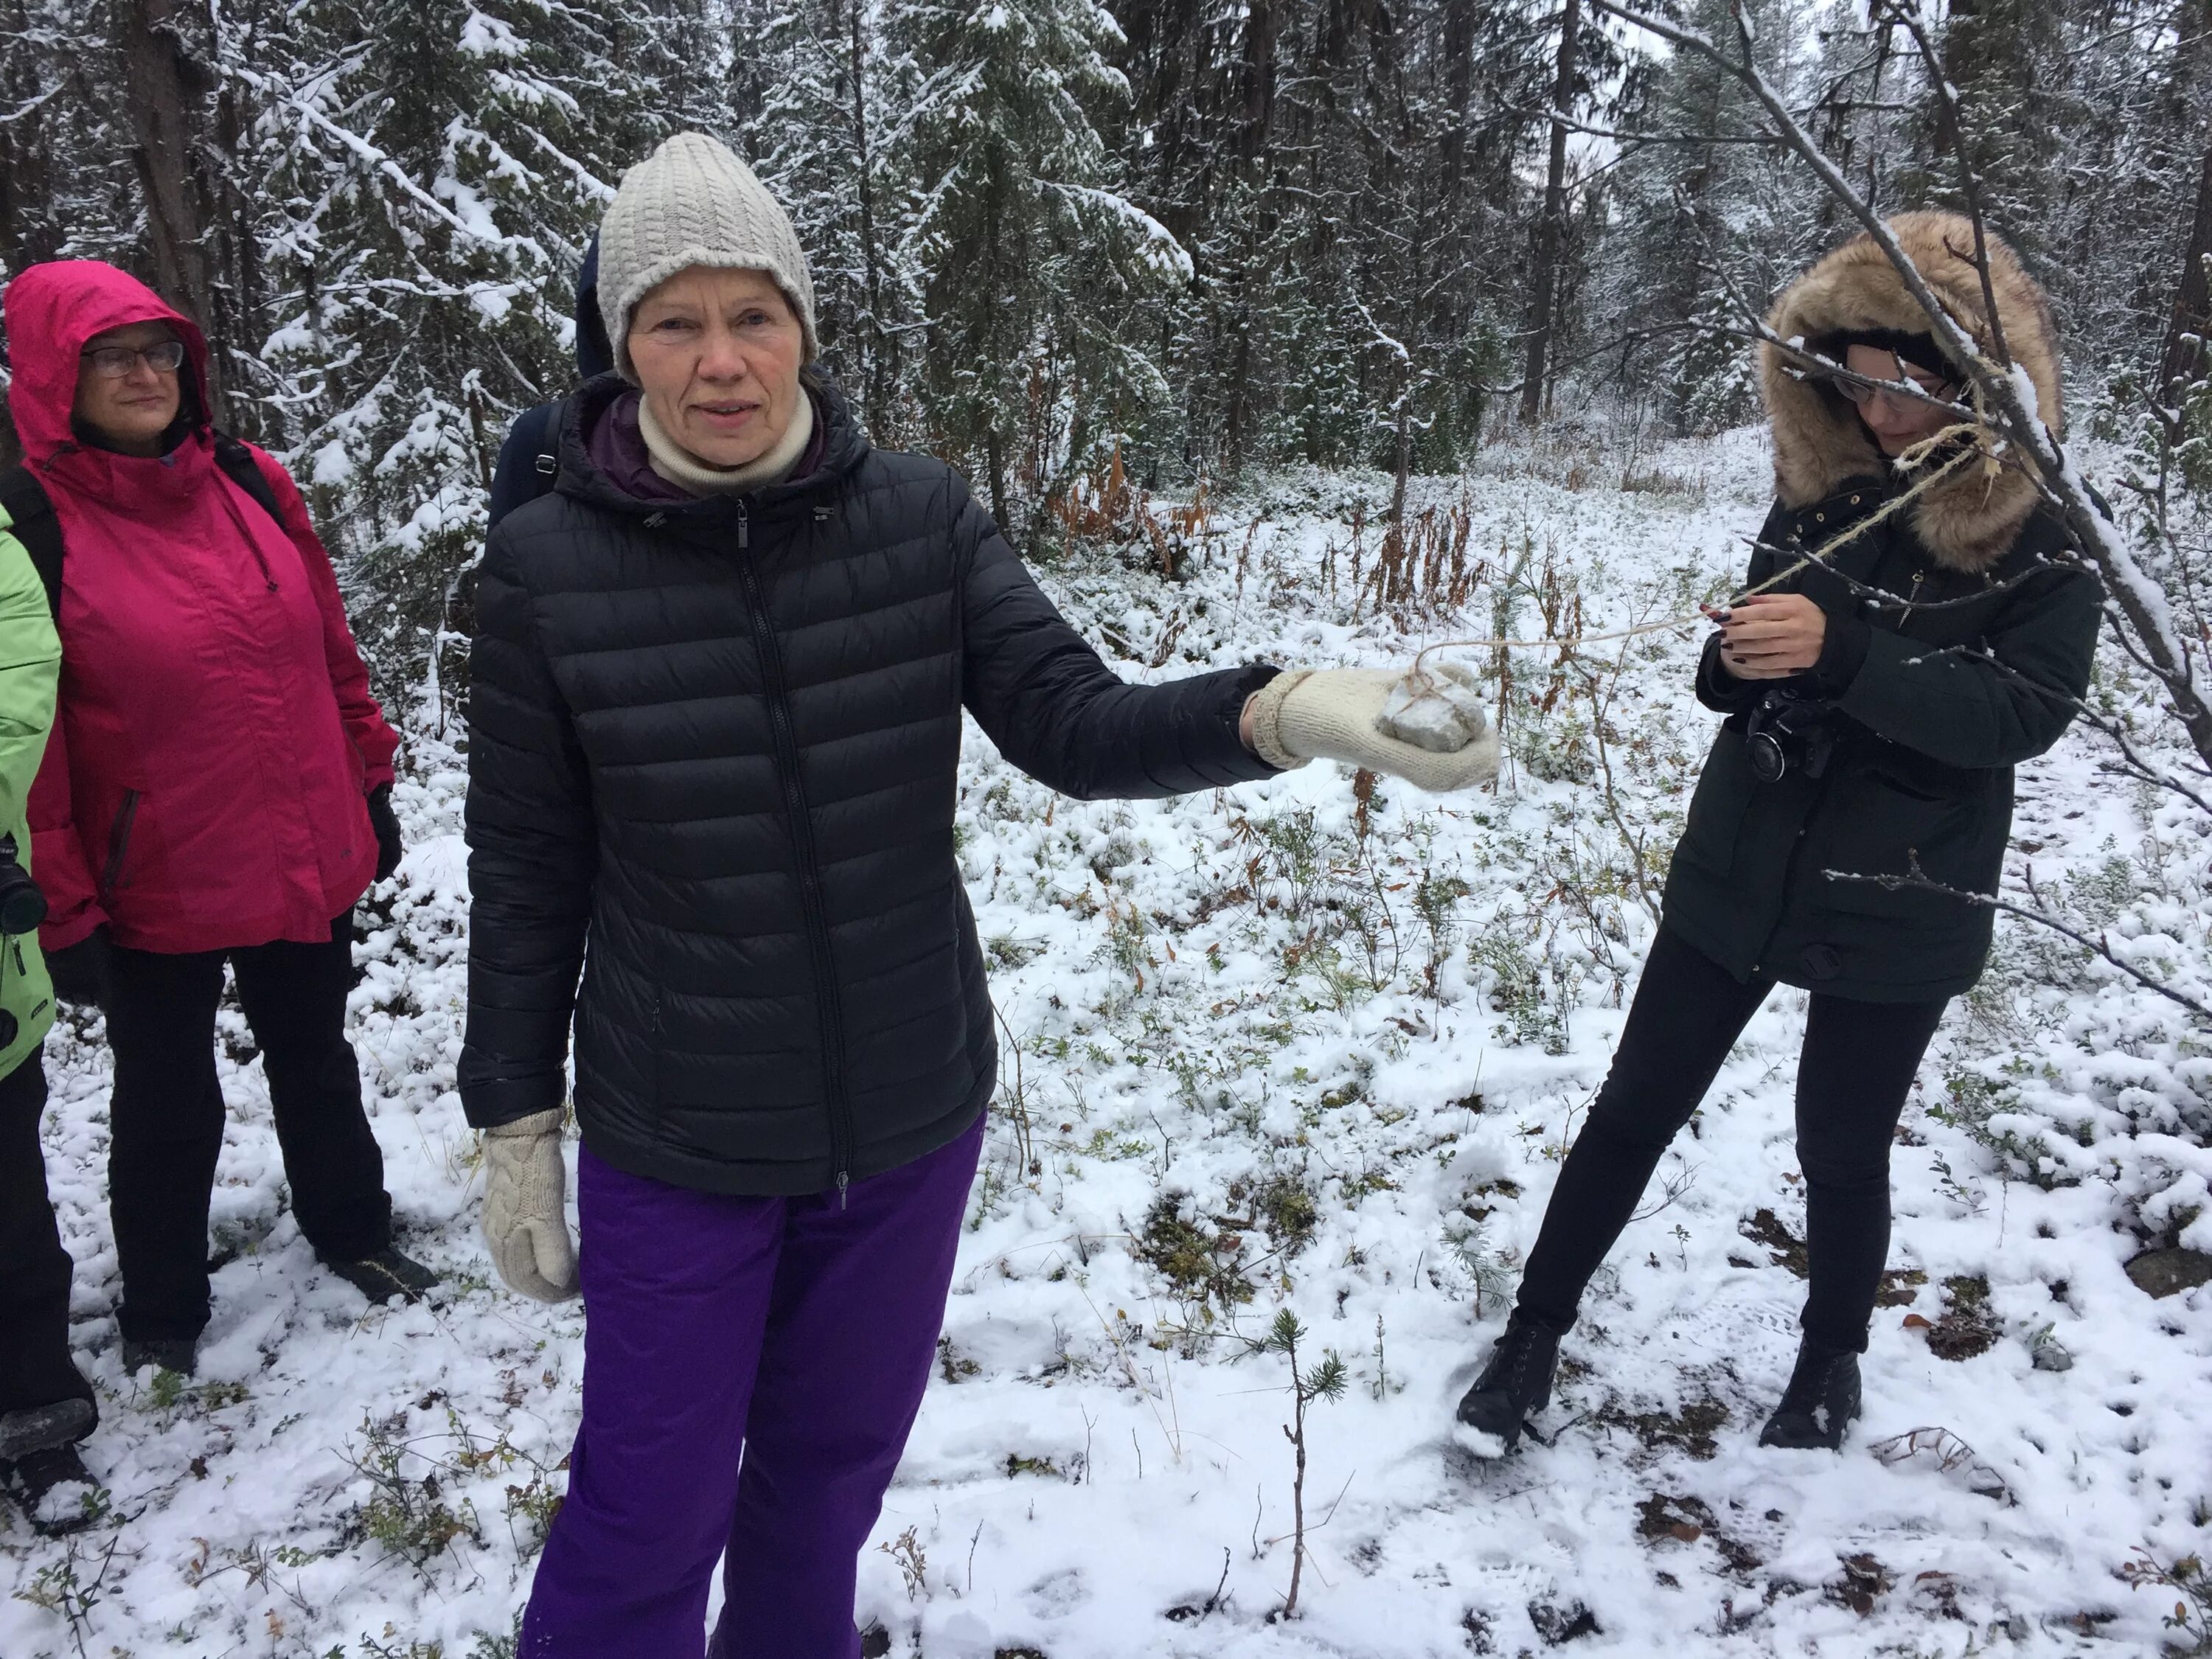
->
[956, 478, 1281, 800]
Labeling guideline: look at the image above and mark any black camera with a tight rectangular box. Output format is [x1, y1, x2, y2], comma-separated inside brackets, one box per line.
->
[0, 835, 43, 1050]
[0, 835, 44, 938]
[1745, 692, 1837, 784]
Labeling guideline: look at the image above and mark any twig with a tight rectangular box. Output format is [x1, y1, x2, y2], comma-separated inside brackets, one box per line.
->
[1590, 0, 2212, 768]
[1826, 858, 2211, 1021]
[1868, 0, 2013, 369]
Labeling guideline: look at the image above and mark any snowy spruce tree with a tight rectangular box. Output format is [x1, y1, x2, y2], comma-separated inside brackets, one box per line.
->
[886, 0, 1192, 534]
[247, 0, 716, 711]
[735, 0, 917, 439]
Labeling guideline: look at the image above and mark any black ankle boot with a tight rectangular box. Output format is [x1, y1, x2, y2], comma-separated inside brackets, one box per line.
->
[1758, 1337, 1861, 1450]
[0, 1397, 94, 1463]
[1454, 1312, 1562, 1455]
[122, 1336, 198, 1378]
[323, 1246, 441, 1306]
[1, 1444, 104, 1535]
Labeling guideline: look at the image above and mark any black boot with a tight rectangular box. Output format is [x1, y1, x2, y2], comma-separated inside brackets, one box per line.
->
[322, 1245, 440, 1306]
[1454, 1312, 1562, 1455]
[122, 1335, 198, 1377]
[2, 1444, 104, 1535]
[1758, 1337, 1861, 1450]
[0, 1397, 94, 1464]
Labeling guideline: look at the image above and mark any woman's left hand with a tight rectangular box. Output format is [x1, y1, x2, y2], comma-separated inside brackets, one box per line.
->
[1714, 594, 1827, 680]
[367, 785, 403, 881]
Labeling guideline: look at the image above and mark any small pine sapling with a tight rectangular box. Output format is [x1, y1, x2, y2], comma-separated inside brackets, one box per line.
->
[1242, 1310, 1349, 1618]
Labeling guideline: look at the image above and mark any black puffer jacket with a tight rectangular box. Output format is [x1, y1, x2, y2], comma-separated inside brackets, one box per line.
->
[460, 376, 1279, 1194]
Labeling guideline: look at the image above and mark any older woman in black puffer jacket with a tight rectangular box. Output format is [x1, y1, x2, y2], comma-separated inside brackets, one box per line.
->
[461, 133, 1496, 1658]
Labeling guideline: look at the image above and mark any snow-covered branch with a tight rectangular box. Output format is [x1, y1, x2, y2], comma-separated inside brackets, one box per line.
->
[1594, 0, 2212, 771]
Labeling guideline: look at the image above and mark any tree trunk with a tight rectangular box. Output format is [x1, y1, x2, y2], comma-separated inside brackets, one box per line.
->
[984, 427, 1012, 538]
[850, 0, 888, 438]
[121, 0, 225, 422]
[1441, 0, 1474, 200]
[1242, 0, 1276, 164]
[2158, 138, 2212, 402]
[1520, 0, 1580, 426]
[1388, 373, 1412, 502]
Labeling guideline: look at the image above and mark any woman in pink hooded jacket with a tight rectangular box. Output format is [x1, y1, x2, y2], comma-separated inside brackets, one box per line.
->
[3, 260, 437, 1377]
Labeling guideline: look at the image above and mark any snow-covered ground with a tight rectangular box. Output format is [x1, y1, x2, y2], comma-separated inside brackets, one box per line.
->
[7, 425, 2209, 1658]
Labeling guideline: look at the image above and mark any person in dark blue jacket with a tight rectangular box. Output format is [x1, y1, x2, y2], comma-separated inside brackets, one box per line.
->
[463, 133, 1497, 1657]
[1454, 212, 2100, 1460]
[485, 236, 613, 529]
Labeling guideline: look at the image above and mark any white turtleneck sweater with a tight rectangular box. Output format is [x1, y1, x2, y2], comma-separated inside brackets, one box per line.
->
[637, 389, 815, 495]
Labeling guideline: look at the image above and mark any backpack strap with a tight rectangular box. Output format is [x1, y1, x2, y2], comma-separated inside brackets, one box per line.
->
[529, 397, 566, 498]
[211, 432, 288, 529]
[0, 435, 288, 626]
[0, 465, 64, 622]
[484, 398, 568, 533]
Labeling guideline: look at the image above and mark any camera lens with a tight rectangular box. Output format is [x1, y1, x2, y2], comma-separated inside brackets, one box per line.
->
[1747, 731, 1787, 784]
[0, 881, 44, 937]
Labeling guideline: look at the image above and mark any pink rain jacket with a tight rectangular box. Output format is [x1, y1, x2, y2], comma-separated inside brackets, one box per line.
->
[4, 261, 398, 955]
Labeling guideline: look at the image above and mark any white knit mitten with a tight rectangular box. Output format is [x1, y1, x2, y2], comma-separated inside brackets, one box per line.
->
[1248, 667, 1500, 793]
[481, 1109, 580, 1304]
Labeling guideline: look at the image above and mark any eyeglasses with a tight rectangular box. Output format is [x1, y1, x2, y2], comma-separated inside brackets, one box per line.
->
[80, 340, 186, 378]
[1834, 362, 1952, 408]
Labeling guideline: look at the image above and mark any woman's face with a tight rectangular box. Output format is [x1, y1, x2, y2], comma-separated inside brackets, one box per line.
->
[628, 266, 805, 470]
[74, 321, 184, 456]
[1843, 344, 1955, 456]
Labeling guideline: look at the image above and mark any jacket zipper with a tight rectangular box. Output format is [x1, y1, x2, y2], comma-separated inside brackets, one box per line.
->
[1898, 570, 1927, 625]
[98, 789, 141, 906]
[726, 499, 856, 1204]
[1749, 764, 1841, 978]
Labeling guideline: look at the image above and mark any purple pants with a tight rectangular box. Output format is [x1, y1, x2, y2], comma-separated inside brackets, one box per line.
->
[521, 1115, 984, 1658]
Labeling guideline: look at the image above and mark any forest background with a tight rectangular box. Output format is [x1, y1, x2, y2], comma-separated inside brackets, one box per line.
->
[6, 3, 2212, 1653]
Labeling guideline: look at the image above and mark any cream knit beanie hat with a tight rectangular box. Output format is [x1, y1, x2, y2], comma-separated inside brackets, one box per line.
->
[597, 133, 819, 380]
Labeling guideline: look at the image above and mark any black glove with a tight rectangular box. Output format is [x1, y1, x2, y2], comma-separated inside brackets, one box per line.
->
[46, 926, 113, 1010]
[367, 785, 403, 883]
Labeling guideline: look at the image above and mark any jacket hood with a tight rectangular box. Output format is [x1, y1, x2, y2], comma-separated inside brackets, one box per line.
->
[574, 234, 613, 381]
[4, 260, 208, 465]
[1760, 212, 2062, 574]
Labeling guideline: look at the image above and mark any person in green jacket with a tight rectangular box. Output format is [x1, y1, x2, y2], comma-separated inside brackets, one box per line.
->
[1455, 212, 2102, 1455]
[0, 495, 98, 1532]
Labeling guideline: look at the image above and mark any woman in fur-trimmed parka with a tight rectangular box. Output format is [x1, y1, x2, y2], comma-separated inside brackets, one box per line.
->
[1453, 212, 2101, 1455]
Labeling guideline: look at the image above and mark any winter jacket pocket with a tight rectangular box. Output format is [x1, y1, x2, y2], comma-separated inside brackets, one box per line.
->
[1810, 776, 1981, 920]
[1672, 735, 1756, 877]
[97, 789, 142, 908]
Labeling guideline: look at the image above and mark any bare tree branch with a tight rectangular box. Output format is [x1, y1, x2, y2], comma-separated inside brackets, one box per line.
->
[1868, 1, 2014, 369]
[1590, 0, 2212, 771]
[1826, 859, 2212, 1023]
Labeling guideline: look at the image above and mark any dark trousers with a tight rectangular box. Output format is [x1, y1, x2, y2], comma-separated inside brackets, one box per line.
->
[0, 1060, 96, 1421]
[106, 913, 391, 1343]
[1516, 925, 1948, 1354]
[523, 1115, 986, 1659]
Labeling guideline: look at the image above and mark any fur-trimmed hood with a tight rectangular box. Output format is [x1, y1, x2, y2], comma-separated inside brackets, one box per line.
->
[1760, 211, 2062, 574]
